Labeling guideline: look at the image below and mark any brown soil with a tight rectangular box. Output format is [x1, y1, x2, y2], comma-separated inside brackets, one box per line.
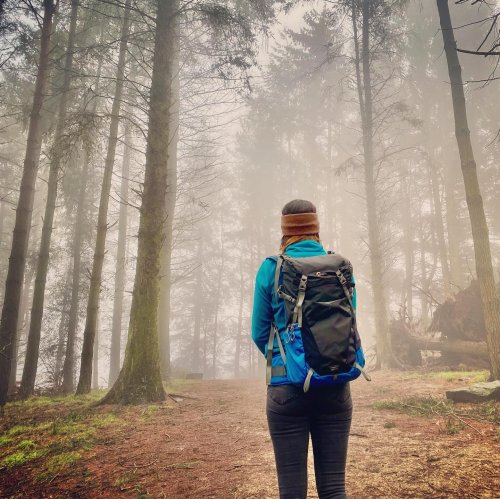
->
[0, 371, 498, 498]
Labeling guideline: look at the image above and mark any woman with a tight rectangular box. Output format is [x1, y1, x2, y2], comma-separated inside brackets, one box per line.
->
[252, 199, 353, 499]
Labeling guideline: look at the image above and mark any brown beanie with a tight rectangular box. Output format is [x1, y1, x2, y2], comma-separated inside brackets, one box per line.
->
[281, 213, 320, 236]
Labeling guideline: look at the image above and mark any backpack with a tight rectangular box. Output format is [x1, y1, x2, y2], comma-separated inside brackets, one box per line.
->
[266, 252, 370, 391]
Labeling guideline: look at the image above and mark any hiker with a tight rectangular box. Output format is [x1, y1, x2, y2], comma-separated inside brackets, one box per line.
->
[252, 199, 367, 499]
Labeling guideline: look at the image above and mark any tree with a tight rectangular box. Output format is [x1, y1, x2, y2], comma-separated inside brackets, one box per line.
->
[158, 24, 180, 382]
[352, 0, 392, 367]
[61, 59, 103, 393]
[19, 0, 80, 399]
[437, 0, 500, 379]
[0, 0, 56, 407]
[76, 0, 131, 394]
[101, 0, 178, 404]
[108, 121, 131, 387]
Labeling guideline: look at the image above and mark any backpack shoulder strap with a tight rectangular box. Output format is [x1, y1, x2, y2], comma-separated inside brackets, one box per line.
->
[265, 254, 285, 297]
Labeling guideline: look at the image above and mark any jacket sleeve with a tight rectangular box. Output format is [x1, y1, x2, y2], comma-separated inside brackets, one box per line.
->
[251, 259, 274, 355]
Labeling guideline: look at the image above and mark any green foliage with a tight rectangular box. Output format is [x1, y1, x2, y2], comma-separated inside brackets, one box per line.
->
[383, 421, 396, 429]
[0, 435, 13, 447]
[44, 451, 81, 474]
[16, 439, 36, 450]
[1, 449, 46, 468]
[0, 396, 121, 476]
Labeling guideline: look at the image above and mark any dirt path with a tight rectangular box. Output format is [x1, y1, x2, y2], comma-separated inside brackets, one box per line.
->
[1, 372, 498, 498]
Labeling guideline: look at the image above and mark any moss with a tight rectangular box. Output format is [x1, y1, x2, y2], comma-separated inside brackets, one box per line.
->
[1, 402, 122, 478]
[91, 413, 119, 428]
[44, 451, 81, 473]
[16, 439, 36, 450]
[1, 449, 46, 468]
[7, 425, 32, 436]
[0, 435, 13, 447]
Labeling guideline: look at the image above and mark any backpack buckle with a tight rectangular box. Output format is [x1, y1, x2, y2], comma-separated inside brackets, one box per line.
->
[335, 270, 347, 286]
[298, 275, 308, 291]
[284, 324, 296, 343]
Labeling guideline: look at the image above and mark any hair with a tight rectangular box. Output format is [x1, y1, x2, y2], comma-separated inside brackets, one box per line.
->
[280, 199, 320, 252]
[281, 199, 317, 216]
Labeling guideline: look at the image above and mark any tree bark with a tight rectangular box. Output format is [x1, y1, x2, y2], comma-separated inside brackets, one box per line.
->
[8, 264, 35, 395]
[19, 0, 79, 399]
[401, 165, 414, 320]
[101, 0, 177, 404]
[191, 237, 204, 373]
[234, 264, 245, 378]
[412, 337, 488, 360]
[108, 122, 131, 387]
[443, 157, 463, 288]
[62, 57, 103, 394]
[93, 312, 99, 389]
[159, 16, 179, 381]
[0, 0, 55, 407]
[54, 264, 72, 388]
[354, 0, 392, 367]
[76, 0, 131, 394]
[437, 0, 500, 380]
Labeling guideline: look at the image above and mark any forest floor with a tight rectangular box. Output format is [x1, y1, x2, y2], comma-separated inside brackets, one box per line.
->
[0, 370, 498, 498]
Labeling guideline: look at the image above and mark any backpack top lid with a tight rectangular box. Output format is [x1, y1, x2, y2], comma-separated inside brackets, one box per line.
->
[279, 252, 352, 278]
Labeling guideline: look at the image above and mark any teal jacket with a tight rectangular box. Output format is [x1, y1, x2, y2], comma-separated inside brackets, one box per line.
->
[251, 240, 356, 359]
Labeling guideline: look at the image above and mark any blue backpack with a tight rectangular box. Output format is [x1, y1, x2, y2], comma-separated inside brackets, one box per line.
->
[266, 252, 370, 391]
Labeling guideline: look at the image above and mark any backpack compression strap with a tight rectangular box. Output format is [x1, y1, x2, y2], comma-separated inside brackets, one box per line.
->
[265, 255, 288, 385]
[335, 270, 371, 382]
[265, 323, 287, 384]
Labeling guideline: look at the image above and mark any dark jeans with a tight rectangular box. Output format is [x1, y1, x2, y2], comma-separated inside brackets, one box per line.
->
[266, 383, 353, 499]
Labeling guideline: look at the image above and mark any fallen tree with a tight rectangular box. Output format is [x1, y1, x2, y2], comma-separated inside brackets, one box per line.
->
[410, 337, 488, 361]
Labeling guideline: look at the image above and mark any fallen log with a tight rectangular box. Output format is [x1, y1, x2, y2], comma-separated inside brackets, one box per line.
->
[410, 337, 488, 360]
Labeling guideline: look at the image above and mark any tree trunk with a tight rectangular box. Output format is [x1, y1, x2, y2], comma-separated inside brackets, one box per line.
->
[76, 0, 131, 394]
[101, 0, 177, 404]
[0, 0, 55, 407]
[159, 18, 179, 381]
[418, 219, 430, 323]
[108, 122, 131, 387]
[443, 157, 463, 288]
[234, 265, 245, 378]
[93, 312, 99, 390]
[412, 337, 488, 360]
[19, 0, 79, 399]
[62, 55, 103, 394]
[355, 0, 391, 367]
[401, 165, 414, 321]
[8, 265, 35, 395]
[211, 215, 224, 379]
[54, 264, 72, 388]
[437, 0, 500, 380]
[427, 158, 452, 294]
[191, 237, 203, 373]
